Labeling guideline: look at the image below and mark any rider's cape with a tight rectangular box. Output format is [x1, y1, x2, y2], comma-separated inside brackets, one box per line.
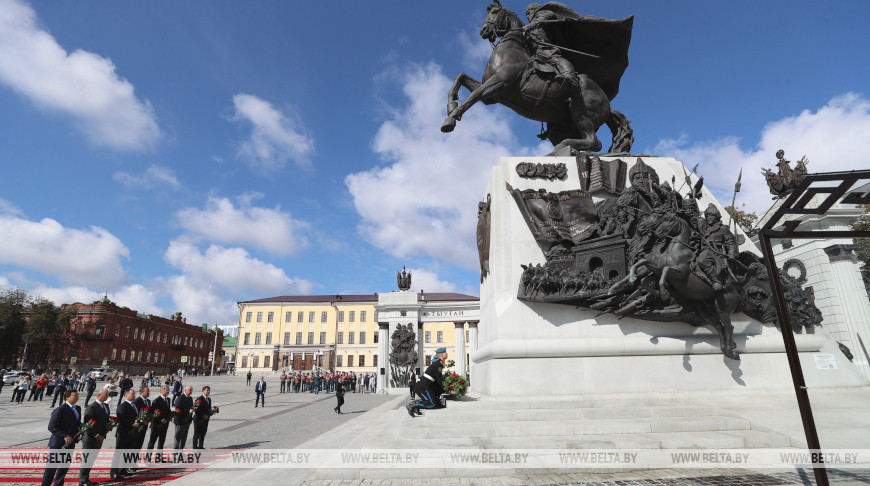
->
[535, 2, 633, 101]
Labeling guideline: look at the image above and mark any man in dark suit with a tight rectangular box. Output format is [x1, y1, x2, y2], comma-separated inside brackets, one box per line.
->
[116, 373, 134, 413]
[171, 375, 183, 403]
[41, 389, 80, 486]
[110, 388, 141, 480]
[49, 373, 68, 408]
[192, 386, 212, 449]
[79, 389, 110, 486]
[147, 385, 172, 456]
[173, 385, 195, 450]
[129, 386, 151, 472]
[254, 377, 266, 407]
[83, 373, 97, 406]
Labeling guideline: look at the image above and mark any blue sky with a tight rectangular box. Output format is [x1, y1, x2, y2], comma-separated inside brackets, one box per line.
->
[1, 0, 869, 325]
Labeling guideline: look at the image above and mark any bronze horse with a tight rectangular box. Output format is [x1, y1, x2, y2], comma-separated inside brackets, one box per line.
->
[612, 210, 741, 360]
[441, 1, 633, 154]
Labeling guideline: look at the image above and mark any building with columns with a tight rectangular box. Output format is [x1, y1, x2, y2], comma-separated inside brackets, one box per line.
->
[235, 292, 479, 388]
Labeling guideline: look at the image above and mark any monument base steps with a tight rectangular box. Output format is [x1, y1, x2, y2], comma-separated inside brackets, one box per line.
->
[309, 393, 795, 480]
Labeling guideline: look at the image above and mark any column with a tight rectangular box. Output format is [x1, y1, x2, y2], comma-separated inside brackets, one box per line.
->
[825, 244, 870, 381]
[377, 322, 388, 393]
[467, 321, 479, 363]
[454, 321, 467, 377]
[290, 352, 295, 371]
[417, 321, 425, 375]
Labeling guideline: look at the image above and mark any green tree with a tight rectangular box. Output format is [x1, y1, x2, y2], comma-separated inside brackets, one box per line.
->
[22, 298, 78, 365]
[0, 289, 28, 366]
[724, 204, 759, 233]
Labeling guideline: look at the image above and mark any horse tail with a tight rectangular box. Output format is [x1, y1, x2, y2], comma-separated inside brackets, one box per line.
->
[606, 109, 634, 154]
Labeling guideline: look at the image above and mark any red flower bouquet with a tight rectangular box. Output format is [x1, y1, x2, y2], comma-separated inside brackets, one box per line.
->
[63, 419, 96, 449]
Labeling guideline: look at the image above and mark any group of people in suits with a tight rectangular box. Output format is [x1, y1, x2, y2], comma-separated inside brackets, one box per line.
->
[40, 382, 216, 486]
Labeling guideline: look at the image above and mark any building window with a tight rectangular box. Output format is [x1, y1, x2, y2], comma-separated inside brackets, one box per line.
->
[297, 311, 304, 323]
[241, 356, 248, 368]
[359, 355, 366, 367]
[257, 312, 263, 322]
[142, 331, 146, 341]
[146, 352, 151, 362]
[425, 331, 431, 343]
[337, 332, 344, 344]
[359, 332, 366, 344]
[148, 330, 153, 341]
[138, 351, 143, 362]
[265, 332, 272, 345]
[125, 326, 130, 338]
[255, 333, 261, 345]
[437, 331, 443, 343]
[347, 355, 354, 367]
[321, 311, 327, 322]
[338, 311, 345, 322]
[466, 330, 469, 343]
[266, 312, 273, 323]
[308, 312, 315, 323]
[296, 333, 302, 345]
[360, 311, 367, 322]
[349, 311, 355, 322]
[264, 356, 271, 368]
[244, 333, 250, 345]
[246, 312, 252, 322]
[348, 332, 355, 345]
[164, 333, 168, 344]
[336, 355, 343, 367]
[133, 328, 138, 340]
[374, 355, 378, 368]
[115, 325, 120, 337]
[286, 311, 292, 322]
[252, 356, 259, 368]
[121, 350, 126, 361]
[319, 332, 326, 345]
[374, 333, 379, 344]
[284, 333, 290, 345]
[111, 348, 117, 360]
[91, 347, 100, 360]
[307, 332, 314, 344]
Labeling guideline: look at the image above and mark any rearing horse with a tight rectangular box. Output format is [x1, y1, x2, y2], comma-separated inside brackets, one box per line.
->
[612, 209, 742, 360]
[441, 1, 634, 154]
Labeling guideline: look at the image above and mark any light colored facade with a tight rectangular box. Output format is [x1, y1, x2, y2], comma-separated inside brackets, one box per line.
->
[236, 293, 480, 377]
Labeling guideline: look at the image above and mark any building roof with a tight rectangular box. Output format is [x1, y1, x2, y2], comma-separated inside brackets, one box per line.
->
[239, 292, 478, 305]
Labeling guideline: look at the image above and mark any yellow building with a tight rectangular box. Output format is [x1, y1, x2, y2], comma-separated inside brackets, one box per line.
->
[236, 292, 480, 381]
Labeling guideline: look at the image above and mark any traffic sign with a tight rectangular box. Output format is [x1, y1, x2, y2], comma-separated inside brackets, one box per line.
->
[102, 359, 107, 366]
[208, 352, 214, 361]
[181, 356, 188, 363]
[70, 357, 77, 364]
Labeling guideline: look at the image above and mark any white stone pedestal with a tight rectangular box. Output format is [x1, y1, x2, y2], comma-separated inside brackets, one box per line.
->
[472, 156, 867, 396]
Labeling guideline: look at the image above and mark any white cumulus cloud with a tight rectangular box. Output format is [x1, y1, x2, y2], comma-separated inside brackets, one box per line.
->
[231, 93, 314, 172]
[406, 267, 458, 293]
[0, 0, 160, 150]
[347, 61, 539, 270]
[113, 164, 181, 191]
[175, 195, 309, 256]
[0, 214, 129, 288]
[157, 276, 239, 326]
[164, 240, 313, 295]
[653, 93, 870, 216]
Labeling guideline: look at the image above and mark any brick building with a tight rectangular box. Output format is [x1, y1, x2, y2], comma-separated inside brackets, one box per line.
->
[29, 297, 222, 376]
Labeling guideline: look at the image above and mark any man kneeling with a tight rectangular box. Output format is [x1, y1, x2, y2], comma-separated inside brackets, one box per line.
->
[408, 347, 448, 417]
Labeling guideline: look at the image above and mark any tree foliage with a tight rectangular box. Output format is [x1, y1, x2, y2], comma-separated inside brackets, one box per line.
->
[0, 289, 76, 366]
[724, 204, 759, 233]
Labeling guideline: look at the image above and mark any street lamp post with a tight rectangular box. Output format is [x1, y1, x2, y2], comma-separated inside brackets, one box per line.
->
[210, 325, 220, 376]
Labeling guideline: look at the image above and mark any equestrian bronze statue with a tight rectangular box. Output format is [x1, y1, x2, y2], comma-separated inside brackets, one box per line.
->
[442, 1, 635, 154]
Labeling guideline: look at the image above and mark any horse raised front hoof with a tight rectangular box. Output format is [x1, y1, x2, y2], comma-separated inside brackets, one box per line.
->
[441, 117, 457, 133]
[724, 348, 741, 361]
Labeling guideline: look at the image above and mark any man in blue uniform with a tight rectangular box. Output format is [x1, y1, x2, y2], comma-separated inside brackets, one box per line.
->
[408, 347, 448, 417]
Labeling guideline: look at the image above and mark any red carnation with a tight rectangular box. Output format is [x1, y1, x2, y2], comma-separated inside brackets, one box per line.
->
[459, 380, 465, 385]
[142, 407, 151, 412]
[153, 409, 162, 416]
[449, 384, 454, 389]
[88, 419, 97, 426]
[452, 373, 457, 378]
[110, 416, 118, 421]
